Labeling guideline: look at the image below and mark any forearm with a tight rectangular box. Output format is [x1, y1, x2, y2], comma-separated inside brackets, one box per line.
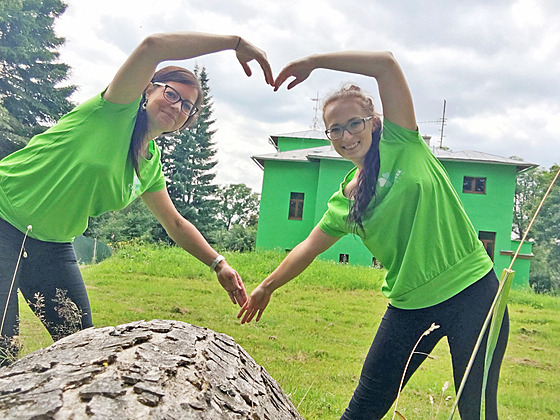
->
[106, 32, 240, 104]
[260, 226, 337, 292]
[138, 32, 239, 64]
[165, 217, 221, 268]
[260, 243, 316, 292]
[308, 50, 400, 80]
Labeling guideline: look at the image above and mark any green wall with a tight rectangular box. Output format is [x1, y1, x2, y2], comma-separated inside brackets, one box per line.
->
[256, 160, 319, 251]
[443, 161, 531, 286]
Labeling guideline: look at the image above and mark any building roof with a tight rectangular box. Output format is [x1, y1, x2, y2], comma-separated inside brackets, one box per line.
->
[269, 130, 328, 148]
[252, 144, 537, 172]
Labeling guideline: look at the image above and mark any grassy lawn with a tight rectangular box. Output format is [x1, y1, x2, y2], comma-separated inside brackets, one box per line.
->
[18, 243, 560, 419]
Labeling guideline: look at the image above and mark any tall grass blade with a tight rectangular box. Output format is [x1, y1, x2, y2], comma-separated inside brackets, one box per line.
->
[448, 167, 559, 419]
[480, 268, 514, 417]
[447, 268, 512, 420]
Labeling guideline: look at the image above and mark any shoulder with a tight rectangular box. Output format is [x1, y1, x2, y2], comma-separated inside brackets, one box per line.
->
[381, 118, 426, 146]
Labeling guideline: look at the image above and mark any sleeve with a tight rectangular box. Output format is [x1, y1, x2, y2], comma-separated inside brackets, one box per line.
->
[382, 118, 424, 145]
[142, 141, 167, 193]
[317, 191, 350, 238]
[145, 169, 166, 193]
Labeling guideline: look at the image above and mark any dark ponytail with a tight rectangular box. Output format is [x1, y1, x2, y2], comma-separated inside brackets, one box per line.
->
[130, 97, 148, 177]
[348, 125, 381, 232]
[129, 66, 203, 177]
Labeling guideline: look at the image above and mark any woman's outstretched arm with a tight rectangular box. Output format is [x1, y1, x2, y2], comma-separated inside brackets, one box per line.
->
[142, 189, 247, 307]
[238, 226, 339, 323]
[274, 51, 416, 130]
[105, 31, 273, 104]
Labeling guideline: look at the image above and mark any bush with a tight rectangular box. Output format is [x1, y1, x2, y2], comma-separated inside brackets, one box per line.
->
[212, 225, 256, 252]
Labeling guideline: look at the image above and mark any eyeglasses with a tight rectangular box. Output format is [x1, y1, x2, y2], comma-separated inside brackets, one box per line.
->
[152, 82, 198, 116]
[325, 116, 373, 141]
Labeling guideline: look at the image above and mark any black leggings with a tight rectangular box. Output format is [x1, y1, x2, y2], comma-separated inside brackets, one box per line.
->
[341, 270, 509, 420]
[0, 218, 93, 354]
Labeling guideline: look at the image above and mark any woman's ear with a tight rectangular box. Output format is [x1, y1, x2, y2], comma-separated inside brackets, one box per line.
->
[372, 116, 382, 132]
[144, 82, 157, 98]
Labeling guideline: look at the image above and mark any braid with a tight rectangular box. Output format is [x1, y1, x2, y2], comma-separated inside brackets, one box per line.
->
[322, 83, 381, 234]
[348, 125, 381, 233]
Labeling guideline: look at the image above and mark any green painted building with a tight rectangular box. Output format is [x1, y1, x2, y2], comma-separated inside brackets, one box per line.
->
[253, 130, 536, 287]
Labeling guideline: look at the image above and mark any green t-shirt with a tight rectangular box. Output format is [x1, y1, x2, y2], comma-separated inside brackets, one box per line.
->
[0, 93, 166, 242]
[318, 119, 493, 309]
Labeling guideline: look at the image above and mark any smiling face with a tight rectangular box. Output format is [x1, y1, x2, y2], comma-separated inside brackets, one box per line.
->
[323, 98, 376, 168]
[144, 81, 199, 135]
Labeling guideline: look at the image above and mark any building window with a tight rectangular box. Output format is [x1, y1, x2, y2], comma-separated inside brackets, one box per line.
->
[288, 192, 304, 220]
[339, 254, 349, 264]
[463, 176, 486, 194]
[479, 231, 496, 261]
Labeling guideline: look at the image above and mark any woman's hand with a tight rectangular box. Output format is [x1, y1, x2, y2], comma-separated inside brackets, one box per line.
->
[273, 56, 316, 91]
[215, 261, 248, 306]
[235, 37, 274, 86]
[237, 283, 273, 324]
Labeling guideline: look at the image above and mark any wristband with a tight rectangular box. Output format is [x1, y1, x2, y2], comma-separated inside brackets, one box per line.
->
[234, 36, 241, 51]
[210, 254, 225, 271]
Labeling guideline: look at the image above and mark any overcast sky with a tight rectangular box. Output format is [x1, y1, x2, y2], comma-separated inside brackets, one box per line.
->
[54, 0, 560, 192]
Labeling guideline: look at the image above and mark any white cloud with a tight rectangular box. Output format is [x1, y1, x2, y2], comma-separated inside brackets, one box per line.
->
[54, 0, 560, 195]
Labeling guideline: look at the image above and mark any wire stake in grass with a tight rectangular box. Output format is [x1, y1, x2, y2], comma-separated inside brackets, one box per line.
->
[0, 225, 32, 338]
[392, 322, 440, 420]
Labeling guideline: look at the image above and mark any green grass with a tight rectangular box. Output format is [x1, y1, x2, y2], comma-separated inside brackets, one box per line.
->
[17, 243, 560, 419]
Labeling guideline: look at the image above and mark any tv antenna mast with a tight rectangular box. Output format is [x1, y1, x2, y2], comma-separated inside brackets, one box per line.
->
[310, 92, 321, 130]
[418, 99, 448, 148]
[438, 99, 447, 148]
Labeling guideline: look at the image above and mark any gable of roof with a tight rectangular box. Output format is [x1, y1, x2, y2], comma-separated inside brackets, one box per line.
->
[252, 145, 537, 172]
[269, 130, 328, 149]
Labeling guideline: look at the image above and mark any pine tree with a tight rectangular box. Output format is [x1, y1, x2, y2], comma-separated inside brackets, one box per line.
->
[160, 66, 219, 240]
[0, 0, 75, 139]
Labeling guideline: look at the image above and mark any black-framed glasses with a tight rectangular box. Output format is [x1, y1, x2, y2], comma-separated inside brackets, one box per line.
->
[325, 116, 373, 141]
[152, 82, 198, 116]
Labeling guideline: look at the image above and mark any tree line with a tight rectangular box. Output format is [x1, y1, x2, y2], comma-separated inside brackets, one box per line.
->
[513, 164, 560, 293]
[0, 0, 558, 291]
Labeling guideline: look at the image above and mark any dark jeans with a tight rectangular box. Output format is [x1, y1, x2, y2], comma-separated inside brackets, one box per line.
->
[340, 270, 509, 420]
[0, 218, 93, 358]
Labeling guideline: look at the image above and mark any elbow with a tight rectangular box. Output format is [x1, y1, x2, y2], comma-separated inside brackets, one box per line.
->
[166, 215, 188, 237]
[137, 33, 167, 58]
[381, 51, 398, 64]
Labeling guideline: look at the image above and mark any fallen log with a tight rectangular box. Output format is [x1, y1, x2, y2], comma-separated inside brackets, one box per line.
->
[0, 319, 303, 419]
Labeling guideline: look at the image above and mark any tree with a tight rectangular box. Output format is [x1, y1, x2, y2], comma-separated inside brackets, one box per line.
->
[0, 0, 75, 139]
[85, 199, 163, 244]
[216, 183, 260, 230]
[212, 224, 257, 253]
[160, 66, 219, 240]
[512, 164, 540, 240]
[515, 164, 560, 293]
[0, 103, 27, 159]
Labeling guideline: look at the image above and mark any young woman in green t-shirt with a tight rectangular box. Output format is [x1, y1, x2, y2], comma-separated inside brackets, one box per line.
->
[239, 51, 508, 420]
[0, 31, 273, 364]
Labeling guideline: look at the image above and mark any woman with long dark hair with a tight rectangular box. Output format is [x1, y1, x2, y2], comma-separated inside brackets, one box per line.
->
[239, 51, 508, 419]
[0, 31, 273, 363]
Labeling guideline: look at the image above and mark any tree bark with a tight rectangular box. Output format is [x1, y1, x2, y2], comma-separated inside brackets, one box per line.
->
[0, 320, 304, 419]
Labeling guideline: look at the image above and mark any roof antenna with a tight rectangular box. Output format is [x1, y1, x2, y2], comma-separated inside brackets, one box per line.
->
[438, 99, 447, 148]
[310, 92, 321, 130]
